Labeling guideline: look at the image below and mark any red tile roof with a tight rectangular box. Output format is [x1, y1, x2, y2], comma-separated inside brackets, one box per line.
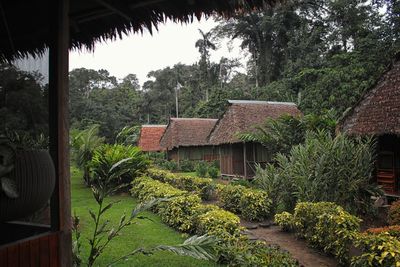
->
[138, 125, 167, 152]
[208, 100, 302, 145]
[159, 118, 218, 150]
[339, 58, 400, 135]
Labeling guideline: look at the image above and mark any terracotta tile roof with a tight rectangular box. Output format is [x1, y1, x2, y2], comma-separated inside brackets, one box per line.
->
[339, 58, 400, 136]
[138, 125, 166, 152]
[208, 100, 301, 145]
[160, 118, 218, 149]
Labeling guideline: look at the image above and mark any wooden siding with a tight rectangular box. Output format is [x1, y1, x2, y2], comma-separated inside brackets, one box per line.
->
[0, 232, 60, 267]
[220, 142, 270, 178]
[167, 146, 218, 162]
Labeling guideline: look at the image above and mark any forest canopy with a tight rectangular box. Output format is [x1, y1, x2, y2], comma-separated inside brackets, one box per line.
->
[67, 0, 399, 141]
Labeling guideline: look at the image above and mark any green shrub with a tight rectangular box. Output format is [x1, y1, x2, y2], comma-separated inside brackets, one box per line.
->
[217, 184, 246, 214]
[195, 161, 208, 177]
[388, 200, 400, 226]
[196, 209, 242, 241]
[274, 212, 294, 231]
[158, 195, 201, 232]
[276, 202, 361, 264]
[208, 166, 219, 179]
[91, 144, 149, 187]
[179, 159, 196, 172]
[351, 232, 400, 267]
[239, 189, 272, 221]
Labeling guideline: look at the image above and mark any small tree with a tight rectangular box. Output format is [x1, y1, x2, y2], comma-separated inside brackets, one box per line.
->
[71, 125, 105, 186]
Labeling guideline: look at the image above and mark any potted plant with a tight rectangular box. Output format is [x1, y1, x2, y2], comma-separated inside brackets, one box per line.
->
[0, 134, 55, 222]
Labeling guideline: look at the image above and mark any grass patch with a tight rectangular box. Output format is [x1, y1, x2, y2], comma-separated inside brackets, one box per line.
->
[71, 166, 221, 267]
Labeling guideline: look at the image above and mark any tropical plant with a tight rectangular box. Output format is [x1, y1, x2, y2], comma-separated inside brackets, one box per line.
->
[115, 125, 141, 146]
[71, 125, 105, 186]
[91, 144, 149, 187]
[240, 112, 337, 159]
[255, 130, 382, 214]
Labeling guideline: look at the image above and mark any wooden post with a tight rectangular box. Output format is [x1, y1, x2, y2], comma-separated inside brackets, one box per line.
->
[230, 144, 233, 176]
[243, 142, 247, 179]
[49, 0, 71, 266]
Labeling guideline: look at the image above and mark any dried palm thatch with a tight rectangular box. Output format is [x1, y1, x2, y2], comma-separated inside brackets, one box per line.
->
[0, 0, 272, 61]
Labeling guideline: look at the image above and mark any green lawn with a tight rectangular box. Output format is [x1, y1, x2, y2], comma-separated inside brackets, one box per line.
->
[71, 166, 221, 267]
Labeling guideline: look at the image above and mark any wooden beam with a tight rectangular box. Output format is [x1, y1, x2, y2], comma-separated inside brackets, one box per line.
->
[95, 0, 131, 21]
[49, 0, 71, 266]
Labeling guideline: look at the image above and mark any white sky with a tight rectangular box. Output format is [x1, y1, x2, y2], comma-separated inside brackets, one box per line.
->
[69, 17, 247, 86]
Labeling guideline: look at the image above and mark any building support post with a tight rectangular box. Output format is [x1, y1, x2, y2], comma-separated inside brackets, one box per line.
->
[49, 0, 71, 265]
[243, 142, 247, 179]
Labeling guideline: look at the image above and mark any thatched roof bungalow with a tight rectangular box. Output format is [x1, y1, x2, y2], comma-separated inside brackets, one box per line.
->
[339, 56, 400, 195]
[160, 118, 218, 163]
[208, 100, 301, 178]
[138, 125, 167, 152]
[0, 1, 270, 265]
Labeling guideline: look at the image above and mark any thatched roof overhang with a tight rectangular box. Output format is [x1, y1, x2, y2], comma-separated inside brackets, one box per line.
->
[208, 100, 302, 145]
[0, 0, 272, 61]
[338, 57, 400, 136]
[160, 118, 217, 150]
[138, 125, 166, 152]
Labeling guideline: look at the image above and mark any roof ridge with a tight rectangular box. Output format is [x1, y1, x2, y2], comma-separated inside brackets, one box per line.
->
[228, 100, 297, 106]
[170, 117, 218, 121]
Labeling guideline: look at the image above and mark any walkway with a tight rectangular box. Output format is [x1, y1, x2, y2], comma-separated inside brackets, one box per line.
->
[241, 221, 338, 267]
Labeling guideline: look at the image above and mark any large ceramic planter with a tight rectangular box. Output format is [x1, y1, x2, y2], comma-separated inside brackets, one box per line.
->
[0, 150, 55, 222]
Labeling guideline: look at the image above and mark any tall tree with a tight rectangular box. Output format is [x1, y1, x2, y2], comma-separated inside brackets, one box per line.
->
[195, 29, 217, 101]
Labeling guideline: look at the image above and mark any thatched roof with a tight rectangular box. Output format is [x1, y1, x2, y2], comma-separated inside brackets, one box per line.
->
[338, 57, 400, 136]
[1, 0, 271, 61]
[160, 118, 217, 149]
[208, 100, 301, 145]
[138, 125, 166, 152]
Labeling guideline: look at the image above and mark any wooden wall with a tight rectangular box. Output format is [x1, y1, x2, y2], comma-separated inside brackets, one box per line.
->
[0, 232, 60, 267]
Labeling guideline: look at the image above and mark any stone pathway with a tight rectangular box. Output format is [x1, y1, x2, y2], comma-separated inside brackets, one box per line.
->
[241, 221, 338, 267]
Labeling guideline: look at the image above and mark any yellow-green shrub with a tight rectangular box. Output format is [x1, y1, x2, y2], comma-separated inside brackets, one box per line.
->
[276, 202, 361, 265]
[274, 212, 294, 231]
[196, 209, 243, 241]
[218, 184, 273, 221]
[158, 195, 201, 232]
[239, 189, 272, 221]
[388, 200, 400, 226]
[147, 168, 214, 200]
[217, 184, 246, 214]
[351, 232, 400, 267]
[130, 176, 185, 203]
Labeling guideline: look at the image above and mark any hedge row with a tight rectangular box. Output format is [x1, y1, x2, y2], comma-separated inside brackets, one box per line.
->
[131, 175, 298, 266]
[146, 168, 215, 200]
[217, 184, 272, 221]
[147, 168, 273, 221]
[275, 202, 400, 266]
[275, 202, 360, 265]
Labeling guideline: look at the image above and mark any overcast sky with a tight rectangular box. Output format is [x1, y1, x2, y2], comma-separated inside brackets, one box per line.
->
[69, 17, 247, 86]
